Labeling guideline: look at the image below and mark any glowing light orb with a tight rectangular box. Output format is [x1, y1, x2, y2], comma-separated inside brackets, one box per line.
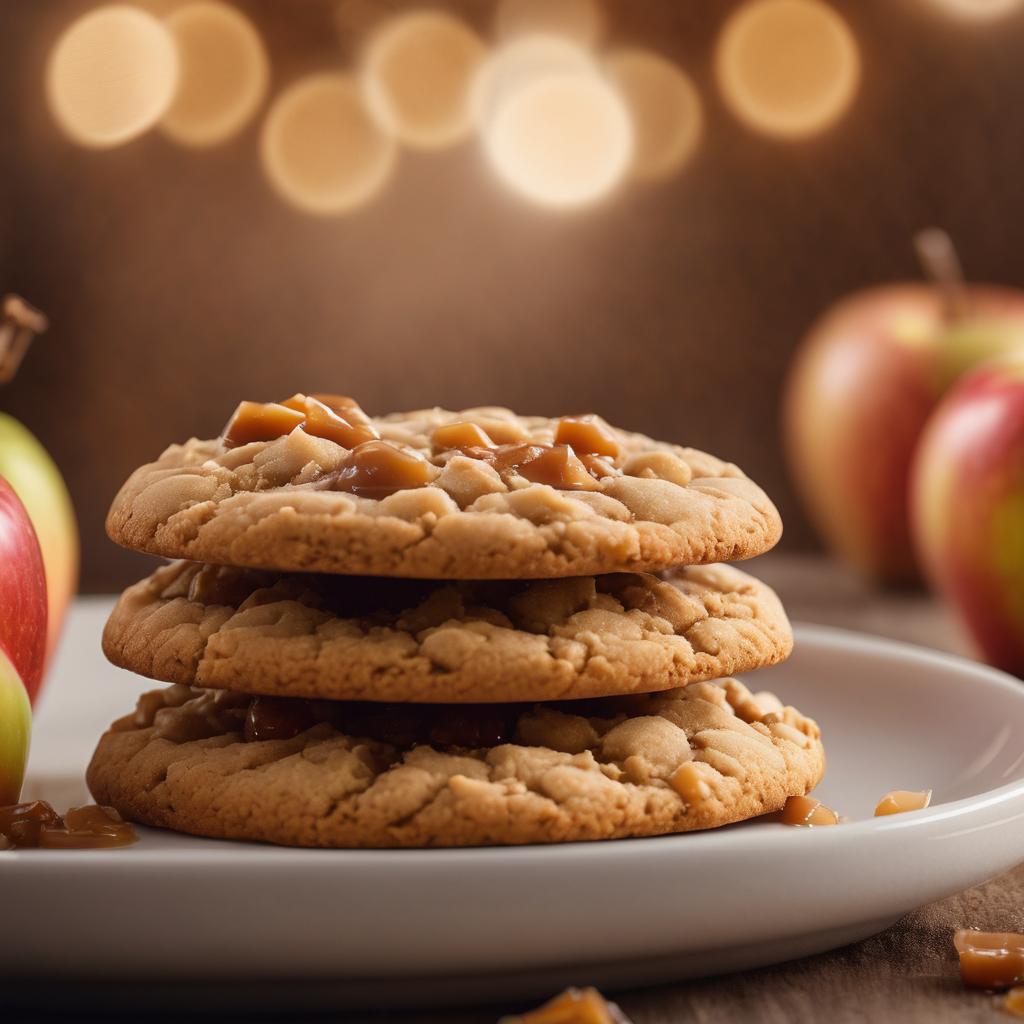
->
[47, 5, 179, 148]
[606, 49, 702, 181]
[927, 0, 1023, 18]
[260, 74, 396, 216]
[494, 0, 605, 47]
[161, 2, 268, 147]
[479, 41, 633, 209]
[362, 11, 486, 150]
[716, 0, 860, 139]
[472, 35, 594, 127]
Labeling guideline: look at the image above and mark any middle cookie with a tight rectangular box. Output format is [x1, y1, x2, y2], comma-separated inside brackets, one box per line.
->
[104, 562, 792, 704]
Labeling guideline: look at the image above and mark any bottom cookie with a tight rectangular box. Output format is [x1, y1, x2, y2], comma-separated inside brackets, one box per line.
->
[86, 680, 825, 848]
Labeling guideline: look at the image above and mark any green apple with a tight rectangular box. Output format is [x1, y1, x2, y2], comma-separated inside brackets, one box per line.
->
[0, 643, 32, 805]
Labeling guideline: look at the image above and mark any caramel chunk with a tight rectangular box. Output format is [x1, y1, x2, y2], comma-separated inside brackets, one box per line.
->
[504, 987, 632, 1024]
[281, 393, 379, 448]
[331, 440, 437, 499]
[0, 801, 137, 849]
[670, 761, 711, 805]
[956, 930, 1024, 990]
[310, 393, 374, 427]
[222, 401, 306, 448]
[779, 794, 839, 827]
[874, 789, 932, 816]
[432, 421, 495, 453]
[244, 696, 317, 742]
[555, 415, 622, 461]
[467, 442, 600, 490]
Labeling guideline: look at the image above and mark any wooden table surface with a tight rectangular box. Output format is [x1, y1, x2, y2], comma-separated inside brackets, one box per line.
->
[7, 556, 1022, 1023]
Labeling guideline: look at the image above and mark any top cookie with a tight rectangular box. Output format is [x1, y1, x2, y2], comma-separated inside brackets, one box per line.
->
[106, 395, 782, 578]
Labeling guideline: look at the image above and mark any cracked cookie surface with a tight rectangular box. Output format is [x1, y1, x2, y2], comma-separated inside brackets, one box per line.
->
[86, 678, 825, 848]
[102, 561, 792, 703]
[105, 406, 782, 578]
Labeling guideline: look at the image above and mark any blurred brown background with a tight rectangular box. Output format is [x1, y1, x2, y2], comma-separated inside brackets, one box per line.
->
[2, 0, 1024, 592]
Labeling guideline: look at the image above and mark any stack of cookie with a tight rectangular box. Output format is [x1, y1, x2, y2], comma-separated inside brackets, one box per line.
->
[88, 395, 824, 847]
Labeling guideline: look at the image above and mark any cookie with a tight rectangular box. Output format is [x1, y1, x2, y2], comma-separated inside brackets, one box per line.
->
[102, 561, 793, 703]
[105, 400, 782, 578]
[86, 678, 825, 847]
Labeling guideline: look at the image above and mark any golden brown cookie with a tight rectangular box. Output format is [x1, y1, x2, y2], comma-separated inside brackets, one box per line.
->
[86, 679, 825, 848]
[105, 403, 782, 578]
[102, 561, 792, 703]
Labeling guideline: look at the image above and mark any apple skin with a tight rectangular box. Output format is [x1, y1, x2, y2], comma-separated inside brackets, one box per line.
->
[0, 413, 78, 669]
[784, 284, 1024, 587]
[0, 646, 31, 806]
[0, 475, 48, 704]
[911, 353, 1024, 676]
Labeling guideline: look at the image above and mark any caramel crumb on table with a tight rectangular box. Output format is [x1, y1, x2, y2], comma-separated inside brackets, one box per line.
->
[1005, 986, 1024, 1016]
[954, 930, 1024, 990]
[501, 987, 633, 1024]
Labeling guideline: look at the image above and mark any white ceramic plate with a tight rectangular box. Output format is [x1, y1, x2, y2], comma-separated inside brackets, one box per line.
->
[4, 598, 1024, 1006]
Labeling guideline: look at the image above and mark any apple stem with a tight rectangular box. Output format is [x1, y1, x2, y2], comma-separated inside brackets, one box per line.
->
[0, 296, 48, 386]
[914, 228, 970, 322]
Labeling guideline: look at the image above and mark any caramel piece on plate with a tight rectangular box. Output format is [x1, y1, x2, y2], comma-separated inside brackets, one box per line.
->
[0, 800, 137, 849]
[955, 930, 1024, 990]
[780, 794, 839, 827]
[555, 415, 622, 461]
[504, 986, 632, 1024]
[222, 401, 305, 448]
[332, 440, 436, 499]
[874, 789, 932, 816]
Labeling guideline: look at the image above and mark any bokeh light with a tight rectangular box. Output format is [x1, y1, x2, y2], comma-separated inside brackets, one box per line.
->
[606, 49, 703, 181]
[472, 35, 594, 126]
[260, 74, 396, 215]
[478, 39, 633, 209]
[161, 2, 268, 148]
[926, 0, 1023, 18]
[47, 5, 179, 148]
[362, 11, 486, 150]
[494, 0, 605, 47]
[715, 0, 860, 140]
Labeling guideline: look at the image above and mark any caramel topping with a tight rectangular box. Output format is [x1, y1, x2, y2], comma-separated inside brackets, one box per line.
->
[874, 789, 932, 817]
[555, 415, 622, 461]
[506, 987, 632, 1024]
[280, 393, 379, 448]
[222, 401, 305, 448]
[955, 931, 1024, 990]
[432, 421, 495, 453]
[669, 761, 711, 805]
[779, 794, 839, 827]
[331, 440, 436, 499]
[467, 442, 601, 490]
[0, 801, 137, 849]
[223, 394, 378, 450]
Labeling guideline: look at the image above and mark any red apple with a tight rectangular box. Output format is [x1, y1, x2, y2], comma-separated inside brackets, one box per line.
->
[911, 352, 1024, 676]
[0, 476, 48, 701]
[783, 231, 1024, 587]
[0, 646, 31, 806]
[0, 413, 78, 670]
